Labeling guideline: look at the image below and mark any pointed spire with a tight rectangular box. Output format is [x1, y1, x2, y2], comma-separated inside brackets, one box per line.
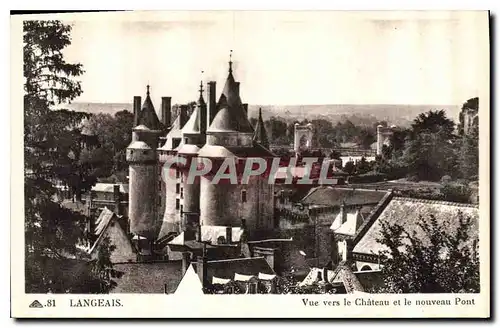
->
[253, 107, 270, 149]
[198, 70, 206, 105]
[228, 50, 233, 73]
[138, 84, 161, 130]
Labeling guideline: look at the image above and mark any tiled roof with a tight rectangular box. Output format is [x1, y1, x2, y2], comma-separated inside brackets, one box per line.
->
[353, 197, 479, 255]
[112, 261, 183, 294]
[192, 257, 275, 283]
[301, 186, 389, 207]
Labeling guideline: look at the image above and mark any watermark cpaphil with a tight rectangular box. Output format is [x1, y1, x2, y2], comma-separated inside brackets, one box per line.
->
[161, 156, 340, 185]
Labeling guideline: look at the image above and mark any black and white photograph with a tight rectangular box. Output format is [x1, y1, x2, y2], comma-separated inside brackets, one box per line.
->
[11, 10, 490, 318]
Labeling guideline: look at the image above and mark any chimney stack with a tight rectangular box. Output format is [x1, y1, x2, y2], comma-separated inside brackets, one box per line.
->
[133, 96, 141, 126]
[179, 105, 188, 128]
[207, 81, 217, 128]
[197, 243, 208, 289]
[340, 201, 347, 224]
[161, 97, 172, 129]
[196, 224, 202, 242]
[226, 226, 232, 244]
[113, 184, 121, 216]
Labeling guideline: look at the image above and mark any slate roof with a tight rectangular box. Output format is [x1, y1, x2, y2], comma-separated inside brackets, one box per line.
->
[207, 106, 254, 133]
[192, 257, 275, 283]
[137, 91, 162, 130]
[111, 261, 183, 294]
[253, 108, 270, 149]
[353, 197, 479, 255]
[301, 186, 389, 207]
[181, 106, 201, 134]
[159, 115, 183, 151]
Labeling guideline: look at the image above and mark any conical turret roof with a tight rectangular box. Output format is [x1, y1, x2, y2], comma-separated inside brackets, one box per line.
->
[253, 108, 269, 149]
[137, 85, 162, 130]
[208, 54, 253, 133]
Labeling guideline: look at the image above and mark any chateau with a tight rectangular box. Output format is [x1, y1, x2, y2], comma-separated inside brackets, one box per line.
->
[126, 54, 276, 262]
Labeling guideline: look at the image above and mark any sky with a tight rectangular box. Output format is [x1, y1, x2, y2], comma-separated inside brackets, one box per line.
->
[61, 11, 488, 108]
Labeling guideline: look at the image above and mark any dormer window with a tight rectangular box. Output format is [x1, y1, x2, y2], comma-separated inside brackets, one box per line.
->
[241, 189, 247, 203]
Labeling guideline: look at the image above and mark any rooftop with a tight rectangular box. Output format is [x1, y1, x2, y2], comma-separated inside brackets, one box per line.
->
[301, 186, 389, 207]
[353, 197, 479, 255]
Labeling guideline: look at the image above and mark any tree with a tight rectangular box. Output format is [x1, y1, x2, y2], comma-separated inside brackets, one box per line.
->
[411, 110, 455, 137]
[373, 213, 479, 293]
[457, 134, 479, 180]
[85, 110, 134, 177]
[24, 20, 117, 293]
[343, 161, 356, 175]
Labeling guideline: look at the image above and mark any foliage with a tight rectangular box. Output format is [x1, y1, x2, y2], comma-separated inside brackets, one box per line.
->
[457, 134, 479, 180]
[440, 183, 472, 203]
[24, 20, 117, 293]
[343, 161, 356, 175]
[373, 213, 479, 293]
[84, 110, 134, 178]
[348, 171, 388, 184]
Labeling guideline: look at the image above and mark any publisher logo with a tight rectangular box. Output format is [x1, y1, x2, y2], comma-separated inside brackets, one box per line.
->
[29, 300, 44, 308]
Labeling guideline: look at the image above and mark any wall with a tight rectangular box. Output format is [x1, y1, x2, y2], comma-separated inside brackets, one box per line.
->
[128, 163, 158, 238]
[199, 175, 274, 234]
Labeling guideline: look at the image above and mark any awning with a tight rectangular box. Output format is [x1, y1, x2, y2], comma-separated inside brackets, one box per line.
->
[212, 276, 231, 285]
[258, 272, 277, 280]
[234, 273, 256, 282]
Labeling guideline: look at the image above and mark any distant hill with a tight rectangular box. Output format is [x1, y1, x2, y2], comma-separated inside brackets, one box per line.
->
[56, 102, 133, 116]
[59, 102, 461, 127]
[248, 104, 461, 127]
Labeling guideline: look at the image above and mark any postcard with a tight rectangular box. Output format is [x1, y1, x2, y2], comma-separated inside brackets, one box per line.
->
[11, 10, 490, 318]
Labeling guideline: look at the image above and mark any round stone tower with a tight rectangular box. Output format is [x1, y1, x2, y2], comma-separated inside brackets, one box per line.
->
[197, 54, 275, 237]
[126, 86, 163, 240]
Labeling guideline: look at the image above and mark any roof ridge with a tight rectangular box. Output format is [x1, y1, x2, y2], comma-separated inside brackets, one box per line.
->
[207, 256, 265, 264]
[392, 196, 478, 208]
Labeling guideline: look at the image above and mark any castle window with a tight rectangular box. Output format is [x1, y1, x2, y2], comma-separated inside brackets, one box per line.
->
[176, 170, 180, 179]
[158, 181, 161, 191]
[158, 195, 161, 206]
[176, 183, 180, 194]
[241, 189, 247, 203]
[175, 199, 180, 210]
[180, 188, 183, 198]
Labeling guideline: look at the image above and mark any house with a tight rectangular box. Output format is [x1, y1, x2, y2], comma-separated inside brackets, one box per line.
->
[86, 207, 136, 264]
[350, 197, 479, 272]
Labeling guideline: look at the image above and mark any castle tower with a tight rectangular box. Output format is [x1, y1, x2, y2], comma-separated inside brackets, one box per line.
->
[176, 78, 208, 233]
[376, 125, 395, 156]
[197, 52, 275, 237]
[126, 86, 163, 241]
[294, 123, 314, 154]
[157, 102, 190, 239]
